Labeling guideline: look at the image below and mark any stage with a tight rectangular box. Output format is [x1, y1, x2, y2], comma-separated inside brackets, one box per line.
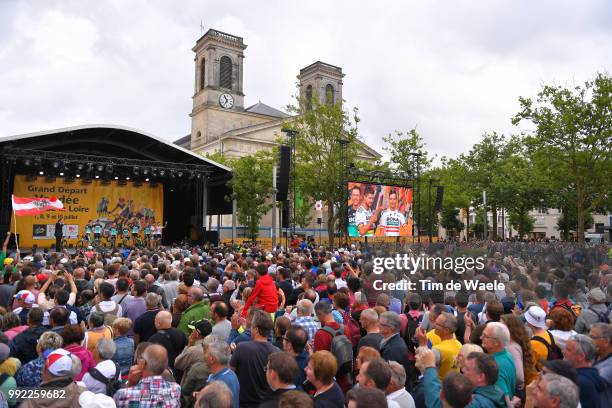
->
[0, 124, 233, 247]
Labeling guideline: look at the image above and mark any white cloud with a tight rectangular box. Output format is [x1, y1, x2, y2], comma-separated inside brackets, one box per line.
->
[1, 0, 610, 160]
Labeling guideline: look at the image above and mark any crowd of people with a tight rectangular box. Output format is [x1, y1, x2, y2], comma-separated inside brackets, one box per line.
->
[0, 231, 609, 408]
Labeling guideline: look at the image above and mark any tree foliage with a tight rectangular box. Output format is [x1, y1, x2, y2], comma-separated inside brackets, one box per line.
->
[284, 93, 360, 247]
[508, 208, 535, 239]
[206, 150, 274, 240]
[513, 73, 612, 241]
[440, 208, 464, 237]
[556, 207, 594, 241]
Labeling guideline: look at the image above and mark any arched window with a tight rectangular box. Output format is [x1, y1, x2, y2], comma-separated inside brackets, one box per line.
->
[305, 85, 313, 110]
[199, 59, 206, 91]
[219, 56, 232, 89]
[325, 84, 334, 105]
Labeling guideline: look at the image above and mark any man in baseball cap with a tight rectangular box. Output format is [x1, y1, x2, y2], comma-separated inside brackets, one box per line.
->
[30, 348, 86, 408]
[574, 288, 609, 334]
[525, 306, 560, 364]
[172, 319, 213, 386]
[13, 290, 36, 325]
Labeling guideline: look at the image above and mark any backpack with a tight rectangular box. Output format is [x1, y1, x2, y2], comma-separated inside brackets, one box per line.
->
[403, 312, 423, 354]
[95, 303, 119, 326]
[532, 331, 563, 360]
[322, 325, 354, 377]
[552, 303, 580, 321]
[88, 361, 122, 397]
[588, 306, 610, 324]
[342, 311, 361, 349]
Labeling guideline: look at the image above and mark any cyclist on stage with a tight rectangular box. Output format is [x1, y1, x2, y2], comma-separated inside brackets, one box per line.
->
[143, 223, 152, 247]
[84, 221, 93, 242]
[92, 220, 103, 245]
[121, 224, 130, 247]
[109, 223, 118, 248]
[131, 221, 141, 247]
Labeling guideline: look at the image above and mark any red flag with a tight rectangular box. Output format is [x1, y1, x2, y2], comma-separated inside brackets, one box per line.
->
[12, 195, 65, 216]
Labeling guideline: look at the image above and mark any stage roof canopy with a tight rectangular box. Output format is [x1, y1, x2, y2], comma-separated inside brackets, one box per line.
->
[0, 124, 231, 178]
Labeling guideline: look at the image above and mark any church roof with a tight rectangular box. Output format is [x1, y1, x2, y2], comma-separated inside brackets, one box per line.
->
[244, 102, 290, 118]
[174, 134, 191, 147]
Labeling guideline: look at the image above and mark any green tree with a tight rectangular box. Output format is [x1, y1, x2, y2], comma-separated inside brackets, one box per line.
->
[469, 208, 487, 239]
[383, 129, 434, 173]
[431, 157, 472, 239]
[462, 132, 508, 239]
[440, 208, 465, 238]
[508, 208, 535, 239]
[556, 207, 594, 241]
[383, 129, 434, 239]
[513, 73, 612, 241]
[284, 93, 360, 247]
[206, 150, 274, 240]
[493, 136, 554, 239]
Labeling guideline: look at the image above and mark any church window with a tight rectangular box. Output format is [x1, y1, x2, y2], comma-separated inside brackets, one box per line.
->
[305, 85, 313, 110]
[325, 84, 334, 105]
[200, 59, 206, 90]
[197, 131, 201, 138]
[219, 56, 232, 89]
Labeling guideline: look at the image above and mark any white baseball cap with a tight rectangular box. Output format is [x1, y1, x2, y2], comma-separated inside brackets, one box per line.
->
[79, 390, 116, 408]
[524, 306, 547, 329]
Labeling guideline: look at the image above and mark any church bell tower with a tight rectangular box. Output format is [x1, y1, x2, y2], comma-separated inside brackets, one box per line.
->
[297, 61, 344, 108]
[190, 29, 247, 150]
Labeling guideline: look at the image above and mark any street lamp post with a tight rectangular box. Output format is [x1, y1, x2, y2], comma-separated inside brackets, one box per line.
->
[283, 129, 298, 238]
[409, 153, 422, 243]
[428, 178, 439, 243]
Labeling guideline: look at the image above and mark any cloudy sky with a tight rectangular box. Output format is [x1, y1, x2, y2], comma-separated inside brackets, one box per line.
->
[1, 0, 610, 160]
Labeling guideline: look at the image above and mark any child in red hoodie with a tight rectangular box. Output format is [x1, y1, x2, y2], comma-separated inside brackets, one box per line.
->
[242, 263, 279, 317]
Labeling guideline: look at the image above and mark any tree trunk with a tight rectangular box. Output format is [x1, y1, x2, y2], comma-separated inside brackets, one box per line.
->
[491, 205, 498, 240]
[465, 207, 470, 241]
[577, 200, 585, 243]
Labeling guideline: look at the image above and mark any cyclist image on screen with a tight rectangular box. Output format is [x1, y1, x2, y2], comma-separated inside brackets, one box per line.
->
[355, 184, 382, 237]
[376, 189, 408, 237]
[347, 185, 362, 237]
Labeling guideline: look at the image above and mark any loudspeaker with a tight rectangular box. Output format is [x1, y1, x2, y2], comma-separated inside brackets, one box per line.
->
[281, 201, 289, 229]
[204, 230, 219, 246]
[434, 186, 444, 211]
[277, 145, 291, 201]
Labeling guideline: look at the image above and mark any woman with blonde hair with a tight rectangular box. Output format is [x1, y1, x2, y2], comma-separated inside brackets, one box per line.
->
[455, 343, 483, 372]
[112, 317, 134, 376]
[15, 331, 63, 388]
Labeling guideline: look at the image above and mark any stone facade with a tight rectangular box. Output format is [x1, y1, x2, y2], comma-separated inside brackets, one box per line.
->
[177, 29, 381, 239]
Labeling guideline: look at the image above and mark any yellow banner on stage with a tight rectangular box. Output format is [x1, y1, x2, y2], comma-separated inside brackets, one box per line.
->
[11, 175, 163, 248]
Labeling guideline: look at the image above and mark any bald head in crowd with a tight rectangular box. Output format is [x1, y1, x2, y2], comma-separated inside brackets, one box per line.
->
[155, 311, 173, 330]
[189, 287, 204, 305]
[297, 299, 314, 317]
[141, 344, 169, 376]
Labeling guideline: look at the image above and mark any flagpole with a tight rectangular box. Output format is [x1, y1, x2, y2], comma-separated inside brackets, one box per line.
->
[11, 195, 19, 254]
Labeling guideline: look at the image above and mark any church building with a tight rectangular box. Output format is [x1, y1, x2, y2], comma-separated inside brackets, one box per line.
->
[174, 29, 381, 240]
